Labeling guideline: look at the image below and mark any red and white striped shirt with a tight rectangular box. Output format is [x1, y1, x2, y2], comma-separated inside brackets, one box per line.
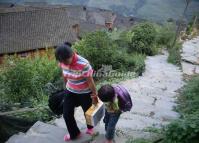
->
[59, 53, 93, 94]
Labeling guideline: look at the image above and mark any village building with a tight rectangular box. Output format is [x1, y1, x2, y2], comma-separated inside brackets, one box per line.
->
[0, 4, 137, 64]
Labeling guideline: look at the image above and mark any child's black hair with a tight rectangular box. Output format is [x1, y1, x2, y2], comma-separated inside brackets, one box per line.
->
[98, 84, 115, 102]
[55, 42, 73, 62]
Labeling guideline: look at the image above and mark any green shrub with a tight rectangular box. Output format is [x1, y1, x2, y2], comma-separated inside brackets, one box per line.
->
[128, 22, 157, 55]
[1, 57, 33, 103]
[163, 76, 199, 143]
[73, 31, 119, 70]
[0, 51, 61, 104]
[74, 31, 144, 72]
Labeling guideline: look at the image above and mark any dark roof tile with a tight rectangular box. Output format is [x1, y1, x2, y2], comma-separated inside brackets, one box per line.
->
[0, 8, 77, 54]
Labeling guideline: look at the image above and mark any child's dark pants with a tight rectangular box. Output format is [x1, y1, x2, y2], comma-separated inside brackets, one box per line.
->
[63, 89, 93, 139]
[103, 110, 121, 140]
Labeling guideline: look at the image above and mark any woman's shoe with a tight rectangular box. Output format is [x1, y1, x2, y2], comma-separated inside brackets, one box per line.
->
[64, 132, 82, 142]
[64, 134, 71, 141]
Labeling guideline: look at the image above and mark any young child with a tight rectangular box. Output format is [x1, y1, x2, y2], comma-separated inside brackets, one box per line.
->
[98, 84, 132, 143]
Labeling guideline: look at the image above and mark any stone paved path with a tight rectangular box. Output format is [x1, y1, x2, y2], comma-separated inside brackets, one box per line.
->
[117, 52, 184, 133]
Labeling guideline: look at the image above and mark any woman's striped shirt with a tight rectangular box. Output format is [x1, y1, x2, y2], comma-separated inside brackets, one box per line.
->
[59, 53, 93, 94]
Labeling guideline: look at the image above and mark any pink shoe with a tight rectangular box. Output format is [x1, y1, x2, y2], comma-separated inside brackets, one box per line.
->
[64, 134, 71, 141]
[64, 133, 82, 142]
[86, 128, 94, 135]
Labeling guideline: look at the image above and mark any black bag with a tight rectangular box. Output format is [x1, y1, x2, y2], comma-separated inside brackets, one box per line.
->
[48, 89, 81, 116]
[48, 90, 65, 116]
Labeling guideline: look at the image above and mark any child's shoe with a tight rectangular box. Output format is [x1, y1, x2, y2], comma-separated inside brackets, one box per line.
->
[86, 128, 94, 135]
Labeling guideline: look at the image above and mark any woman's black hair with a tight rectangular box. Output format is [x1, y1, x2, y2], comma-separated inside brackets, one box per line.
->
[98, 84, 115, 102]
[55, 42, 73, 62]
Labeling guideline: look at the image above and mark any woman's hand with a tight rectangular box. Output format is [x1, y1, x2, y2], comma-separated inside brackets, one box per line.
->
[91, 93, 98, 105]
[86, 76, 98, 105]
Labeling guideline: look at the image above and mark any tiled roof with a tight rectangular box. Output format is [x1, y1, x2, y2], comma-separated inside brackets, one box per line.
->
[0, 8, 77, 54]
[0, 5, 134, 54]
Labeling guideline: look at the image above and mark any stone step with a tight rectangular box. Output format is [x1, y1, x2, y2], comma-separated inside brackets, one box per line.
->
[6, 121, 93, 143]
[6, 121, 130, 143]
[90, 134, 128, 143]
[129, 98, 179, 120]
[117, 114, 167, 130]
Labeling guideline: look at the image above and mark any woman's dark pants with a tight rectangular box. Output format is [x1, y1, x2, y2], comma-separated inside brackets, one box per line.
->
[63, 89, 93, 139]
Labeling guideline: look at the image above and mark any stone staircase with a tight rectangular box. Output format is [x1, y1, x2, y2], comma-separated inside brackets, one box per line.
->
[6, 120, 128, 143]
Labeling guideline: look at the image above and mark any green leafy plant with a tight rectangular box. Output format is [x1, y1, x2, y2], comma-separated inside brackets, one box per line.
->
[73, 31, 119, 70]
[128, 22, 157, 55]
[0, 50, 61, 104]
[163, 76, 199, 143]
[73, 31, 145, 74]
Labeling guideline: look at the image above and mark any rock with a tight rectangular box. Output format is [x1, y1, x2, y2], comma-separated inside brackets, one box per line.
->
[181, 61, 199, 75]
[181, 36, 199, 65]
[181, 36, 199, 76]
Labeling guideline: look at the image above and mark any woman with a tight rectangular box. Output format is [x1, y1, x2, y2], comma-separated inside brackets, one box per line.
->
[55, 42, 97, 141]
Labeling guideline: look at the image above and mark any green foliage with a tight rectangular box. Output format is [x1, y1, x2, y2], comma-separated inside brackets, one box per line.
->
[163, 76, 199, 143]
[144, 127, 162, 134]
[125, 53, 145, 76]
[116, 30, 132, 48]
[73, 31, 146, 74]
[107, 28, 125, 41]
[0, 51, 61, 104]
[167, 42, 182, 66]
[73, 31, 118, 70]
[176, 77, 199, 115]
[186, 24, 194, 35]
[128, 22, 157, 55]
[155, 23, 175, 48]
[164, 114, 199, 143]
[118, 22, 176, 56]
[126, 138, 153, 143]
[186, 14, 199, 35]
